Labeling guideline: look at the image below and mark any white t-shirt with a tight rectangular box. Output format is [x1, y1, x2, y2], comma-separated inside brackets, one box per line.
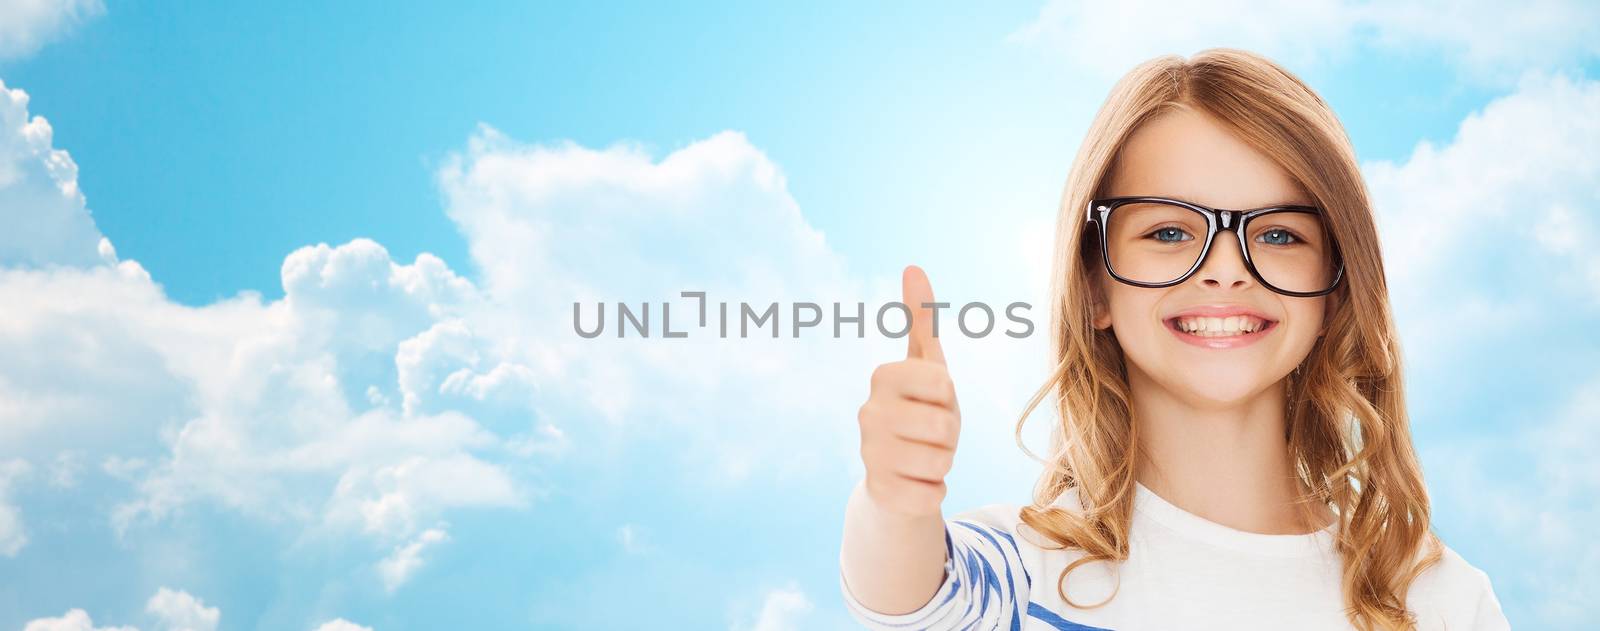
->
[839, 480, 1509, 630]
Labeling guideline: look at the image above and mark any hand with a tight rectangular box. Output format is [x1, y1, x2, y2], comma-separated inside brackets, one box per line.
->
[857, 265, 961, 518]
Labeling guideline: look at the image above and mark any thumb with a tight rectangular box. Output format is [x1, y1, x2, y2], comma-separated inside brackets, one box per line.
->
[902, 265, 946, 365]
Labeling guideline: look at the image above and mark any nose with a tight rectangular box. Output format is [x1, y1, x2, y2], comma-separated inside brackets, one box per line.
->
[1194, 231, 1253, 290]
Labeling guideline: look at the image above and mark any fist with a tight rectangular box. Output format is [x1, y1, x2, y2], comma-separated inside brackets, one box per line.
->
[857, 265, 961, 518]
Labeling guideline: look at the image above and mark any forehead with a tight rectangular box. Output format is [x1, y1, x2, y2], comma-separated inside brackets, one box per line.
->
[1105, 106, 1310, 209]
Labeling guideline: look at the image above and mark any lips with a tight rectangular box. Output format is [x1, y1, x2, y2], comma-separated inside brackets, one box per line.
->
[1163, 305, 1279, 349]
[1164, 304, 1277, 322]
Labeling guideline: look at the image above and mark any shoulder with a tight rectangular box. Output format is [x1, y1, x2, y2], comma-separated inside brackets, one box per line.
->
[942, 501, 1049, 577]
[943, 488, 1090, 566]
[947, 483, 1100, 547]
[947, 501, 1028, 530]
[1405, 537, 1510, 630]
[946, 486, 1082, 551]
[944, 502, 1032, 560]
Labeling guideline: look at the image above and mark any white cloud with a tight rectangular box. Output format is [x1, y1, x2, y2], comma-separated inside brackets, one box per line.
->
[144, 587, 220, 631]
[1533, 202, 1600, 288]
[0, 0, 102, 60]
[0, 78, 110, 268]
[394, 318, 538, 424]
[376, 526, 449, 592]
[435, 125, 885, 487]
[21, 609, 136, 631]
[729, 583, 814, 631]
[332, 453, 517, 540]
[21, 587, 217, 631]
[48, 238, 528, 542]
[0, 458, 30, 556]
[1364, 71, 1600, 367]
[0, 236, 527, 556]
[1010, 0, 1600, 83]
[312, 620, 373, 631]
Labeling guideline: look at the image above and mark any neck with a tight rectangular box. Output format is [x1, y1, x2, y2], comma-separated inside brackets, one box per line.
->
[1127, 364, 1332, 535]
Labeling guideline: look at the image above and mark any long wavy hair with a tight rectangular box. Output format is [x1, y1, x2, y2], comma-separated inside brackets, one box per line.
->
[1012, 48, 1442, 630]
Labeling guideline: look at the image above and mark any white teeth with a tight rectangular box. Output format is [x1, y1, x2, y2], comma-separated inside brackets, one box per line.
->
[1175, 315, 1268, 336]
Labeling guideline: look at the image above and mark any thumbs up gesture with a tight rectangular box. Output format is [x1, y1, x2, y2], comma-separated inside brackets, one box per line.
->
[857, 265, 962, 518]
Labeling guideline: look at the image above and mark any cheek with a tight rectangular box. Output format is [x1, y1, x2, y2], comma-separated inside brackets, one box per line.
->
[1291, 298, 1326, 333]
[1105, 287, 1162, 343]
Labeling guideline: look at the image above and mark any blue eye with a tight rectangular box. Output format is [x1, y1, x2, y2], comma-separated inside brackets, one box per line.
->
[1257, 228, 1299, 246]
[1148, 226, 1193, 243]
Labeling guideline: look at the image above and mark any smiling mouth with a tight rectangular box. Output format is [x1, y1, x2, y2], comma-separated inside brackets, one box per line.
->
[1164, 316, 1278, 339]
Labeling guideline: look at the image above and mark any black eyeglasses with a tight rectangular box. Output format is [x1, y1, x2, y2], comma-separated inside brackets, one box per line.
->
[1085, 196, 1345, 297]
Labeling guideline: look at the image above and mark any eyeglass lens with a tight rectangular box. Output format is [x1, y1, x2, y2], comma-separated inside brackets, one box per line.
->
[1103, 201, 1338, 294]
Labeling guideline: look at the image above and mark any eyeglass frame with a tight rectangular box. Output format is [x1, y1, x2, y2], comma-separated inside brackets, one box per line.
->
[1084, 196, 1345, 298]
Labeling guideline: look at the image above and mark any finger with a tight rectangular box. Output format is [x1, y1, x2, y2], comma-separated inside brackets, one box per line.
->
[883, 398, 960, 450]
[901, 265, 946, 365]
[886, 439, 956, 482]
[861, 433, 952, 485]
[869, 361, 957, 408]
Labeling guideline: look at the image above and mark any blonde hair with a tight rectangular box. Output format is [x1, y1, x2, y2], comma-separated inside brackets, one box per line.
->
[1013, 48, 1442, 630]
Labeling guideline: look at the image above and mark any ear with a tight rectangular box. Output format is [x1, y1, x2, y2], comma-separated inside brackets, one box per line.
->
[1093, 297, 1112, 329]
[1090, 268, 1113, 330]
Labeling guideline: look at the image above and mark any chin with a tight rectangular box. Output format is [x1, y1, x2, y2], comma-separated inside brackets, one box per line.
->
[1189, 386, 1273, 408]
[1157, 361, 1282, 404]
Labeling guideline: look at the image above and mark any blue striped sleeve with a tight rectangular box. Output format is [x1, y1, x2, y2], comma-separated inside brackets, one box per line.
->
[839, 507, 1031, 630]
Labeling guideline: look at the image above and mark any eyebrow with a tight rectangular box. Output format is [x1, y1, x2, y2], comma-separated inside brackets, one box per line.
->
[1109, 194, 1317, 210]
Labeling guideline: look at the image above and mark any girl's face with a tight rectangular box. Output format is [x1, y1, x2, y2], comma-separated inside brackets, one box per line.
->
[1092, 107, 1329, 408]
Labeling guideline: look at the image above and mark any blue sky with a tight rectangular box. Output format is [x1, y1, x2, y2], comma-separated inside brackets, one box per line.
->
[1, 1, 1597, 629]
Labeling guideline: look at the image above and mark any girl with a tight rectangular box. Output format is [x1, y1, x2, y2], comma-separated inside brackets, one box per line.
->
[838, 48, 1508, 630]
